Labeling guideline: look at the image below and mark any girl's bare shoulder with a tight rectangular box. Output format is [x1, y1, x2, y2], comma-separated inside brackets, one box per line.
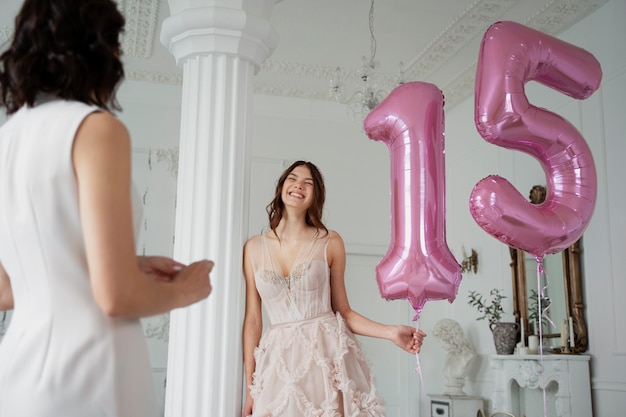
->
[326, 229, 343, 241]
[325, 230, 345, 252]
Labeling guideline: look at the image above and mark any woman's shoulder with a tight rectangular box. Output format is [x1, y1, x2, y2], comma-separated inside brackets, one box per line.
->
[244, 233, 262, 247]
[325, 229, 343, 240]
[244, 230, 271, 250]
[74, 110, 129, 152]
[324, 229, 345, 250]
[80, 109, 125, 132]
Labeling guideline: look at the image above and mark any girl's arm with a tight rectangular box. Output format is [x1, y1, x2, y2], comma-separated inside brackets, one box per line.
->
[242, 237, 263, 416]
[0, 262, 13, 311]
[73, 111, 213, 317]
[327, 230, 425, 353]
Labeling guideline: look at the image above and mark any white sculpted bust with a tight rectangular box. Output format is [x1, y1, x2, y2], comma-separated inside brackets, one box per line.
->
[433, 318, 476, 396]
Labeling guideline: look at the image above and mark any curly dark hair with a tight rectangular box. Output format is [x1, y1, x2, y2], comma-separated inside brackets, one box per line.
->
[266, 160, 329, 236]
[0, 0, 125, 114]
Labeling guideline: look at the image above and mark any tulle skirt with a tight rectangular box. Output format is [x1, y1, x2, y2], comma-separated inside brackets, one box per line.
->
[250, 312, 385, 417]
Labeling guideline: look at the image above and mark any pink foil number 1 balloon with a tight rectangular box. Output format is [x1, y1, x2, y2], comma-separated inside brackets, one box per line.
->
[471, 21, 602, 258]
[364, 82, 462, 319]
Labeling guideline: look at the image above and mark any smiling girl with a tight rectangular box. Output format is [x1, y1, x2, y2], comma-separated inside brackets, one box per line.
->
[241, 160, 426, 416]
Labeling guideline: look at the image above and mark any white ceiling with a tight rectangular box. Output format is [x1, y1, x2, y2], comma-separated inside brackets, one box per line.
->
[0, 0, 608, 109]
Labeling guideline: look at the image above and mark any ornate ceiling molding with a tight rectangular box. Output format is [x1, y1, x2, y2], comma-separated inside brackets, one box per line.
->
[116, 0, 160, 59]
[1, 1, 160, 59]
[1, 0, 607, 110]
[438, 0, 607, 109]
[403, 0, 517, 81]
[529, 0, 603, 35]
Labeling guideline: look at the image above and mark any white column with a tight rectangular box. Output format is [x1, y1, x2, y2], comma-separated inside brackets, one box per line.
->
[160, 2, 277, 416]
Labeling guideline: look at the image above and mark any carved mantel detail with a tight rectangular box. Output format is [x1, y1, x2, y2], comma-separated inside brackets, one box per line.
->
[490, 355, 591, 417]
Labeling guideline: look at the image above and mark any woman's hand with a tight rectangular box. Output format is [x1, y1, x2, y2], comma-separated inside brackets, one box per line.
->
[140, 256, 214, 307]
[242, 394, 254, 417]
[391, 325, 426, 354]
[138, 256, 184, 282]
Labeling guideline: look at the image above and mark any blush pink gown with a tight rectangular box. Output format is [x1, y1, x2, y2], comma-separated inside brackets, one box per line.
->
[248, 230, 385, 417]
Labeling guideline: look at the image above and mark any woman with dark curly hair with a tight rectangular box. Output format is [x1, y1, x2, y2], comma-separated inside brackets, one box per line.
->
[0, 1, 214, 415]
[241, 160, 426, 416]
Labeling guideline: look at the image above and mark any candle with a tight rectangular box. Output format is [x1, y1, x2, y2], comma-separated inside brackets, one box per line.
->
[528, 335, 539, 354]
[569, 316, 575, 348]
[520, 320, 525, 346]
[560, 319, 568, 349]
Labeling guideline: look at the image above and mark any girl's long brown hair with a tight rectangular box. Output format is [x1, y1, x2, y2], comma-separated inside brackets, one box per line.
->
[266, 160, 328, 237]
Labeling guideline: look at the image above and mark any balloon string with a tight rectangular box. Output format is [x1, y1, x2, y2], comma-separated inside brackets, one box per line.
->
[536, 260, 556, 331]
[413, 321, 427, 405]
[535, 256, 548, 417]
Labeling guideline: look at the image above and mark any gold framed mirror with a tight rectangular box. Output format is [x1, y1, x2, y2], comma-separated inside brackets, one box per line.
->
[509, 185, 588, 353]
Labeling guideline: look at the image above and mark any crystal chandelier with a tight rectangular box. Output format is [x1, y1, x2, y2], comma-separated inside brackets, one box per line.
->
[329, 0, 404, 122]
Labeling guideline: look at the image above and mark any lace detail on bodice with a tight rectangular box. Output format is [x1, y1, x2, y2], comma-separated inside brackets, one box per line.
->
[253, 231, 332, 325]
[258, 263, 308, 287]
[258, 263, 311, 318]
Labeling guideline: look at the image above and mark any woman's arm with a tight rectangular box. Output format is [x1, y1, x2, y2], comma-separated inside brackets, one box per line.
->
[327, 231, 425, 353]
[241, 238, 263, 417]
[73, 111, 213, 317]
[0, 262, 13, 310]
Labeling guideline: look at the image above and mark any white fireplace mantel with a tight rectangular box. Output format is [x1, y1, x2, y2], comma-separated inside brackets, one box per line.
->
[490, 354, 592, 417]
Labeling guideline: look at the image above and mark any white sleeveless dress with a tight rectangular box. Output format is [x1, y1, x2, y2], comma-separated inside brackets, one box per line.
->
[0, 99, 158, 417]
[249, 230, 385, 417]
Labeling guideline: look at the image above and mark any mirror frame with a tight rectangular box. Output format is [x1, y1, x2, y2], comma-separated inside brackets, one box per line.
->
[510, 242, 588, 352]
[509, 185, 588, 353]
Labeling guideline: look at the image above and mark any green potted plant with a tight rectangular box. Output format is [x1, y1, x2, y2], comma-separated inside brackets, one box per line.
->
[467, 289, 519, 354]
[528, 288, 550, 335]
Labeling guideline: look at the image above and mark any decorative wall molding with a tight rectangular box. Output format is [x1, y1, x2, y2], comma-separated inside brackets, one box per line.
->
[125, 68, 183, 85]
[591, 378, 626, 394]
[591, 380, 626, 392]
[132, 146, 179, 179]
[116, 0, 160, 59]
[345, 243, 387, 257]
[143, 313, 170, 341]
[154, 147, 179, 179]
[0, 27, 10, 44]
[0, 311, 9, 338]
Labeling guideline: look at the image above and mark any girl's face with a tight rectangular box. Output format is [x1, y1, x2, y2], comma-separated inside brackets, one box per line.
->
[281, 165, 315, 211]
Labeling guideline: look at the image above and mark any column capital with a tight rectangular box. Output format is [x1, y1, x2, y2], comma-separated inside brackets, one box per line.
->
[161, 0, 278, 73]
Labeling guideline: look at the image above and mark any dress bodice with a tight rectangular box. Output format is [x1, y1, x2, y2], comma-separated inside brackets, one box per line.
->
[252, 230, 332, 325]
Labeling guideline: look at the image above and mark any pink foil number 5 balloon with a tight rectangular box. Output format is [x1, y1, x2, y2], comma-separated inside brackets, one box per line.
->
[364, 82, 462, 319]
[471, 21, 602, 258]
